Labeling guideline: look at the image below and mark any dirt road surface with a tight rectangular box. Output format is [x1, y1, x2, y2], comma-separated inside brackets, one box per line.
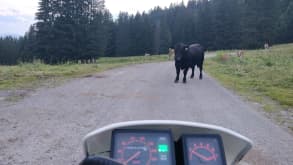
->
[0, 61, 292, 165]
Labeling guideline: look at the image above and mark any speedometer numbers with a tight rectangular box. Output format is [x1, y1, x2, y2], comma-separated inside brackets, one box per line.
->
[111, 130, 175, 165]
[181, 135, 227, 165]
[117, 136, 157, 164]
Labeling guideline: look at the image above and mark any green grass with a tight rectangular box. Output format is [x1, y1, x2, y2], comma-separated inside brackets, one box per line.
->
[0, 55, 168, 90]
[205, 43, 293, 108]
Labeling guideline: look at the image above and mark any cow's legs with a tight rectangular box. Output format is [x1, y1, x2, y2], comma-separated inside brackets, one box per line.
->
[175, 67, 180, 83]
[191, 66, 195, 79]
[199, 64, 203, 80]
[183, 68, 188, 83]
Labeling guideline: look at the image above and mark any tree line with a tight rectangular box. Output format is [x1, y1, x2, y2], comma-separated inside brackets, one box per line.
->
[0, 0, 292, 65]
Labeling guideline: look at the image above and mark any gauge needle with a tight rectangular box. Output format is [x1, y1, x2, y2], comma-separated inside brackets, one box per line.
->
[124, 151, 141, 164]
[192, 150, 214, 161]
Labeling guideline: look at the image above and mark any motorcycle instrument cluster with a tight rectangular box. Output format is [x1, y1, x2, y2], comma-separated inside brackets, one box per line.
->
[111, 129, 227, 165]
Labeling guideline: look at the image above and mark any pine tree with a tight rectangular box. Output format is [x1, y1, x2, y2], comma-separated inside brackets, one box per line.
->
[35, 0, 106, 63]
[35, 0, 53, 63]
[196, 0, 214, 50]
[105, 21, 116, 57]
[115, 13, 132, 56]
[210, 0, 241, 49]
[278, 1, 293, 43]
[85, 10, 113, 60]
[21, 25, 37, 62]
[0, 36, 22, 65]
[257, 0, 279, 45]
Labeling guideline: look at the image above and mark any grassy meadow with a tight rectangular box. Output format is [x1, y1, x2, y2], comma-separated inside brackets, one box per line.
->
[205, 43, 293, 109]
[0, 55, 168, 90]
[1, 43, 292, 109]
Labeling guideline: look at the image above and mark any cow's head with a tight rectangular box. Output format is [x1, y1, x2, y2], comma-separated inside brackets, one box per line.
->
[174, 43, 189, 62]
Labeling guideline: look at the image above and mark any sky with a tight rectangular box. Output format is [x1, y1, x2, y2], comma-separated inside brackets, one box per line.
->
[0, 0, 186, 36]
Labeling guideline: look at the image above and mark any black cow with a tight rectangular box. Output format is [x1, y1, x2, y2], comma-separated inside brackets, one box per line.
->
[174, 43, 205, 83]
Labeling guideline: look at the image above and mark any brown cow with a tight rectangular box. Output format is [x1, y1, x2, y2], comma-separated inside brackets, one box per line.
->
[168, 48, 175, 60]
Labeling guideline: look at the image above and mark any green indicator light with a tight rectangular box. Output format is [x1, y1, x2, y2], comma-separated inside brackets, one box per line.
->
[158, 144, 169, 152]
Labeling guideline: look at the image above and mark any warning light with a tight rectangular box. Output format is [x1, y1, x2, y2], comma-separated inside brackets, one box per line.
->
[158, 144, 169, 152]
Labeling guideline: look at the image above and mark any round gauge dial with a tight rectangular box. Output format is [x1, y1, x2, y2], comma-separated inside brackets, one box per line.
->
[182, 135, 226, 165]
[189, 143, 218, 163]
[111, 130, 174, 165]
[117, 136, 157, 165]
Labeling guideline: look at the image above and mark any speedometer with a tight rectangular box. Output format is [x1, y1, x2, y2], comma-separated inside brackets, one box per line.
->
[111, 129, 175, 165]
[181, 135, 226, 165]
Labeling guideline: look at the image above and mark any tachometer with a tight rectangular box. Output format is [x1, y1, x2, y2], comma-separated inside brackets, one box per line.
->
[111, 129, 175, 165]
[181, 135, 226, 165]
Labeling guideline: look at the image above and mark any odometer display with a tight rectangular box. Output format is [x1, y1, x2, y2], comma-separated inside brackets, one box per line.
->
[111, 130, 175, 165]
[182, 135, 226, 165]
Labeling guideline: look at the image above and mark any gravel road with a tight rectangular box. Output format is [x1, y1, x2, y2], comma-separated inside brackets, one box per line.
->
[0, 61, 292, 165]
